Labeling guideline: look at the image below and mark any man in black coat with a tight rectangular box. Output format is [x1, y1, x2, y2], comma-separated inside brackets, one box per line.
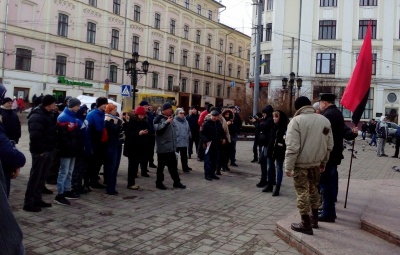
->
[139, 100, 157, 169]
[228, 106, 242, 167]
[186, 106, 200, 159]
[23, 95, 57, 212]
[318, 93, 358, 222]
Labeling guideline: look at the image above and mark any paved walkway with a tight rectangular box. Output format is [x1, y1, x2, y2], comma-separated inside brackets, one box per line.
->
[8, 123, 400, 254]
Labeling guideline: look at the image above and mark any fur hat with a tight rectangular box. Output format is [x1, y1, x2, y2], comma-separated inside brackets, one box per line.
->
[2, 97, 12, 105]
[135, 106, 146, 116]
[96, 97, 108, 108]
[41, 95, 56, 107]
[162, 102, 172, 111]
[68, 98, 81, 108]
[139, 100, 149, 106]
[294, 96, 312, 110]
[319, 93, 336, 102]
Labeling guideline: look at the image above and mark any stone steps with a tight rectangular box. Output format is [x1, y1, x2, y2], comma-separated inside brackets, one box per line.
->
[275, 179, 400, 255]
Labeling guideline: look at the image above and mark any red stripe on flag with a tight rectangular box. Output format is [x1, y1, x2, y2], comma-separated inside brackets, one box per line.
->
[340, 21, 373, 113]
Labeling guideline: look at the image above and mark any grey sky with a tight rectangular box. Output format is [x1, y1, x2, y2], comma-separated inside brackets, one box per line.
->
[219, 0, 253, 36]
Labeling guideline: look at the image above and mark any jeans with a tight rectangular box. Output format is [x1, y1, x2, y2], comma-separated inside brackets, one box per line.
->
[272, 159, 284, 185]
[266, 157, 276, 185]
[361, 131, 366, 140]
[57, 157, 76, 194]
[105, 146, 119, 193]
[229, 134, 238, 164]
[24, 151, 54, 207]
[319, 164, 338, 218]
[369, 133, 377, 146]
[252, 139, 259, 161]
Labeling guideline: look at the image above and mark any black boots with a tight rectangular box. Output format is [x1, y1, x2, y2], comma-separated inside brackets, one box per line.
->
[291, 215, 313, 235]
[311, 209, 319, 229]
[256, 180, 267, 188]
[262, 183, 273, 192]
[272, 184, 280, 196]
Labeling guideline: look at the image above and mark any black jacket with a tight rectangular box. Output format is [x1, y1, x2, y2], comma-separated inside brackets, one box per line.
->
[0, 108, 21, 143]
[186, 113, 200, 137]
[267, 111, 288, 161]
[0, 124, 26, 175]
[201, 119, 226, 147]
[123, 117, 151, 157]
[27, 106, 57, 154]
[259, 116, 274, 147]
[322, 104, 357, 165]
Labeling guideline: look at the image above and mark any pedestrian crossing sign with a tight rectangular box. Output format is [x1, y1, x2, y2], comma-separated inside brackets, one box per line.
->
[121, 85, 131, 97]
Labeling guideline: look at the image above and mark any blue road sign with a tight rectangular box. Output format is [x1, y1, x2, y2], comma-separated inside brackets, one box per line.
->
[121, 84, 131, 97]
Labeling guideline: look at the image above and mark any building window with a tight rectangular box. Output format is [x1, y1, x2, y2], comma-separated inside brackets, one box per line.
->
[109, 65, 118, 83]
[237, 66, 241, 79]
[134, 5, 141, 22]
[169, 46, 174, 63]
[217, 85, 221, 97]
[320, 0, 337, 6]
[111, 29, 119, 49]
[58, 13, 68, 37]
[229, 43, 233, 54]
[238, 47, 242, 58]
[266, 0, 274, 10]
[182, 50, 188, 66]
[265, 23, 272, 41]
[168, 76, 173, 91]
[218, 61, 223, 74]
[359, 0, 377, 6]
[113, 0, 120, 15]
[195, 54, 200, 69]
[170, 19, 176, 35]
[219, 39, 223, 51]
[260, 25, 264, 42]
[205, 83, 210, 96]
[15, 48, 31, 71]
[247, 50, 250, 61]
[152, 73, 158, 88]
[194, 80, 199, 94]
[359, 20, 377, 39]
[184, 0, 189, 9]
[319, 20, 336, 39]
[85, 61, 94, 80]
[89, 0, 97, 7]
[132, 35, 139, 53]
[228, 64, 232, 76]
[227, 87, 231, 98]
[206, 57, 211, 72]
[155, 13, 161, 29]
[207, 34, 212, 47]
[87, 22, 96, 44]
[182, 78, 187, 92]
[197, 4, 201, 14]
[184, 25, 189, 39]
[56, 55, 66, 76]
[264, 54, 271, 74]
[153, 42, 159, 60]
[196, 30, 201, 43]
[316, 53, 336, 74]
[208, 10, 212, 20]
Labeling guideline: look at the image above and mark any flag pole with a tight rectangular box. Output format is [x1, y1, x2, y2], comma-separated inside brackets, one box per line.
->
[344, 133, 356, 208]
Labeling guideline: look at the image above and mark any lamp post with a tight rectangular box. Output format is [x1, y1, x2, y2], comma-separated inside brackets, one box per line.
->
[282, 72, 302, 116]
[125, 52, 149, 110]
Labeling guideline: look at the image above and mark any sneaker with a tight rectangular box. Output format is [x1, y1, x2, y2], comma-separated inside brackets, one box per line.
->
[54, 194, 70, 206]
[127, 185, 140, 190]
[64, 191, 79, 200]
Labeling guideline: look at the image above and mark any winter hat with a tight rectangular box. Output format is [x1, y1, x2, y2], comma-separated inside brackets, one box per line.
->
[294, 96, 312, 110]
[41, 95, 56, 107]
[211, 110, 220, 116]
[262, 105, 274, 116]
[2, 97, 12, 105]
[96, 97, 108, 108]
[68, 98, 81, 108]
[162, 102, 172, 111]
[135, 106, 146, 116]
[139, 100, 149, 106]
[105, 103, 117, 114]
[319, 93, 336, 102]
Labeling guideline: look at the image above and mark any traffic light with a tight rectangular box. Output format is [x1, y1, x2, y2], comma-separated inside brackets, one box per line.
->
[131, 87, 139, 93]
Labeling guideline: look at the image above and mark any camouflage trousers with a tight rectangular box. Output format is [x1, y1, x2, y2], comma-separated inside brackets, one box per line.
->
[293, 166, 321, 215]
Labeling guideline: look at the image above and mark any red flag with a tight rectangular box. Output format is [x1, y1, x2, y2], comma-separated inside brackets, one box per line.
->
[340, 21, 372, 125]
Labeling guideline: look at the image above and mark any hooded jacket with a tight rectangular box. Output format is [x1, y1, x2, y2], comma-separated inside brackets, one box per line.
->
[267, 110, 288, 161]
[285, 106, 334, 172]
[56, 107, 81, 157]
[259, 105, 274, 147]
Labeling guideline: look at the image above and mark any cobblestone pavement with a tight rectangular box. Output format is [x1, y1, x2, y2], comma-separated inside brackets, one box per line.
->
[8, 123, 400, 255]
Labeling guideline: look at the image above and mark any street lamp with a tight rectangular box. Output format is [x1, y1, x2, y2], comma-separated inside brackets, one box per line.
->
[125, 52, 149, 110]
[282, 72, 302, 116]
